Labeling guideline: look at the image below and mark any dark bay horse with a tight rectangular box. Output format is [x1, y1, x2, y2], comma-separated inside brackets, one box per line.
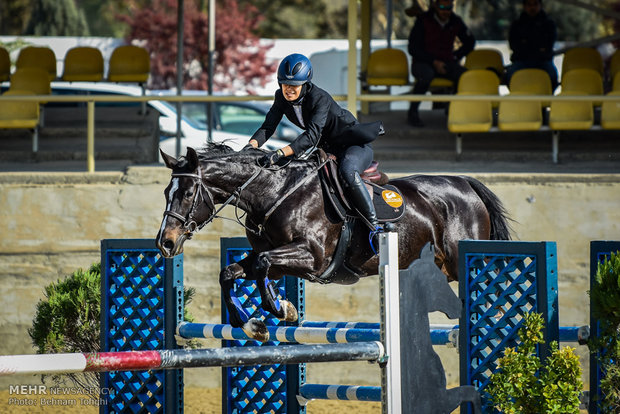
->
[157, 144, 511, 341]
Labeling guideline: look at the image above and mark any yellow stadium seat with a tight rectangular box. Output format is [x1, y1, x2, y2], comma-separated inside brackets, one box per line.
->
[498, 93, 542, 131]
[0, 47, 10, 82]
[15, 46, 57, 81]
[10, 67, 51, 96]
[107, 45, 150, 83]
[429, 77, 454, 89]
[613, 71, 620, 92]
[561, 68, 603, 106]
[0, 89, 40, 152]
[448, 99, 493, 133]
[549, 91, 593, 163]
[549, 91, 593, 130]
[609, 50, 620, 85]
[601, 91, 620, 129]
[62, 46, 104, 82]
[108, 45, 150, 113]
[366, 48, 409, 86]
[561, 47, 603, 80]
[9, 67, 51, 127]
[457, 69, 500, 95]
[509, 68, 552, 95]
[448, 92, 493, 157]
[465, 48, 504, 78]
[457, 69, 499, 110]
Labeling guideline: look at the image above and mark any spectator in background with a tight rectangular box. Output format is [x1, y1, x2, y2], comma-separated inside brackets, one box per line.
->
[506, 0, 558, 91]
[407, 0, 475, 127]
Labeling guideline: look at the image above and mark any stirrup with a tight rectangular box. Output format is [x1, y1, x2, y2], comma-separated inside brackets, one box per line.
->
[369, 225, 384, 255]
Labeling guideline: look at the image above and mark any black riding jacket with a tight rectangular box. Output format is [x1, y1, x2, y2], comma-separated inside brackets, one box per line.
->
[251, 83, 365, 155]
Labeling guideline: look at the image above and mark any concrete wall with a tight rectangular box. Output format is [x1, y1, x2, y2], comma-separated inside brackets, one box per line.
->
[1, 167, 619, 389]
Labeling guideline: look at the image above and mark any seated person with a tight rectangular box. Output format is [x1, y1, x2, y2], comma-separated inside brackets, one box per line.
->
[505, 0, 559, 91]
[407, 0, 475, 127]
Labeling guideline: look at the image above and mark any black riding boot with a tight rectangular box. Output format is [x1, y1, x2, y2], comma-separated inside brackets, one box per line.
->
[347, 172, 383, 252]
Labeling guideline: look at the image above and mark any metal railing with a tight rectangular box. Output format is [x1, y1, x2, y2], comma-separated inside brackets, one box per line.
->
[0, 93, 618, 172]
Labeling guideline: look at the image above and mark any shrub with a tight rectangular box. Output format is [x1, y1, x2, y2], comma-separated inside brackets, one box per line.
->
[29, 263, 101, 390]
[29, 262, 198, 393]
[487, 312, 583, 413]
[589, 250, 620, 412]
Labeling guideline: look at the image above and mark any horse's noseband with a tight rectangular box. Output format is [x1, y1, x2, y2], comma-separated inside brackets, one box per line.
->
[164, 166, 215, 235]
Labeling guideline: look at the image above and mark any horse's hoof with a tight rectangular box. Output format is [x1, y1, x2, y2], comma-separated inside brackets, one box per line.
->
[281, 300, 299, 322]
[242, 318, 269, 342]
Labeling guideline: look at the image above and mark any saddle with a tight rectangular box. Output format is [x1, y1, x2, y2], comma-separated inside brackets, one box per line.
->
[312, 149, 406, 285]
[317, 149, 406, 223]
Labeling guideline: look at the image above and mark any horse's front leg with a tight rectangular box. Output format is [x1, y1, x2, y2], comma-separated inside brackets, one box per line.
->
[219, 254, 269, 342]
[252, 242, 318, 322]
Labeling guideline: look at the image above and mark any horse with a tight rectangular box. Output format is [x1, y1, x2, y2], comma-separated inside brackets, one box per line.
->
[400, 242, 482, 413]
[156, 144, 511, 341]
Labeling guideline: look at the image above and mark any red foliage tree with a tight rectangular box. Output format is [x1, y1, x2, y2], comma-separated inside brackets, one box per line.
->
[118, 0, 276, 93]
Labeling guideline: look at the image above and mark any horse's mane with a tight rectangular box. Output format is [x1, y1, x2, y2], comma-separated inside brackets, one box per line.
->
[196, 142, 240, 159]
[189, 142, 318, 174]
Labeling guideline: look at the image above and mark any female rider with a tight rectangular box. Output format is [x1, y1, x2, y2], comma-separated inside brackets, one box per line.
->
[246, 53, 384, 249]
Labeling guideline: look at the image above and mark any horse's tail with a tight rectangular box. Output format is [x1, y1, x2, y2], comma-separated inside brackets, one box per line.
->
[463, 176, 512, 240]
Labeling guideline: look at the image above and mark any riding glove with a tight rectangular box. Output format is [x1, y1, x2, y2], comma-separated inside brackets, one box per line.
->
[258, 149, 285, 167]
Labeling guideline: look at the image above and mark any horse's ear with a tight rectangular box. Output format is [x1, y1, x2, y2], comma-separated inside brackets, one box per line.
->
[160, 149, 178, 169]
[186, 147, 199, 170]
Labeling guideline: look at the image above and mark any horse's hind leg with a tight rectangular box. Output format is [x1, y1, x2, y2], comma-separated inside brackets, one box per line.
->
[219, 254, 269, 342]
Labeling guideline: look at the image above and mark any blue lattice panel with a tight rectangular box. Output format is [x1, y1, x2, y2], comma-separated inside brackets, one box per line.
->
[101, 239, 183, 414]
[220, 238, 305, 414]
[589, 241, 620, 414]
[459, 241, 558, 412]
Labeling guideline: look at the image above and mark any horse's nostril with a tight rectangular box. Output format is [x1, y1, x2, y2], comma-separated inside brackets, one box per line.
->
[163, 240, 175, 251]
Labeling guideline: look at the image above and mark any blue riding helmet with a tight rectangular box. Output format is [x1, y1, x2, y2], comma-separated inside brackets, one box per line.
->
[277, 54, 313, 85]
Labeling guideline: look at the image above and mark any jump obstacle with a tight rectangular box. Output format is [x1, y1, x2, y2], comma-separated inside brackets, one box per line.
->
[0, 238, 618, 414]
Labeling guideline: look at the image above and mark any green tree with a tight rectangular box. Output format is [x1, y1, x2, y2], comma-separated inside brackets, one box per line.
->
[0, 0, 32, 35]
[237, 0, 336, 39]
[457, 0, 602, 42]
[25, 0, 89, 36]
[78, 0, 128, 38]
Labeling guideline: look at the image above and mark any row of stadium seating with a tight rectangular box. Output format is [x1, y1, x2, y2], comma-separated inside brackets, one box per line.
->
[0, 45, 150, 84]
[362, 46, 620, 93]
[0, 45, 150, 151]
[447, 68, 620, 163]
[362, 46, 620, 163]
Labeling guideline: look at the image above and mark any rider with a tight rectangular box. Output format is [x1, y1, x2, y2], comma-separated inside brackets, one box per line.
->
[246, 53, 385, 250]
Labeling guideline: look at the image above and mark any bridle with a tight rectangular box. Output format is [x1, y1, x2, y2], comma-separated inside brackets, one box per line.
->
[162, 151, 328, 238]
[163, 165, 262, 236]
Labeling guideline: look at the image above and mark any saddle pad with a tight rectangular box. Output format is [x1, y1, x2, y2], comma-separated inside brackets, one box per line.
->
[369, 183, 406, 223]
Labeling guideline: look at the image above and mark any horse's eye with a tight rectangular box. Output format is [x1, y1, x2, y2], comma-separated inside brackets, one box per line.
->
[184, 190, 194, 198]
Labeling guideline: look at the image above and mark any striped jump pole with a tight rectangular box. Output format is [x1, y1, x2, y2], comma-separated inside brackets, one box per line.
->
[300, 321, 590, 344]
[178, 321, 457, 346]
[179, 322, 381, 344]
[0, 342, 384, 376]
[297, 383, 381, 405]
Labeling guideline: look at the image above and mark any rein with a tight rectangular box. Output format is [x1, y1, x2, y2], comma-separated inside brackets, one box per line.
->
[260, 157, 329, 230]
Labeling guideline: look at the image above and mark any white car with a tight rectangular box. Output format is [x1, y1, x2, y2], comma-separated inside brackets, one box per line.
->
[41, 82, 298, 161]
[152, 91, 299, 159]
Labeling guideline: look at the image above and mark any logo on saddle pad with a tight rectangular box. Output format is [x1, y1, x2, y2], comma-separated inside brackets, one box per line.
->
[382, 190, 403, 208]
